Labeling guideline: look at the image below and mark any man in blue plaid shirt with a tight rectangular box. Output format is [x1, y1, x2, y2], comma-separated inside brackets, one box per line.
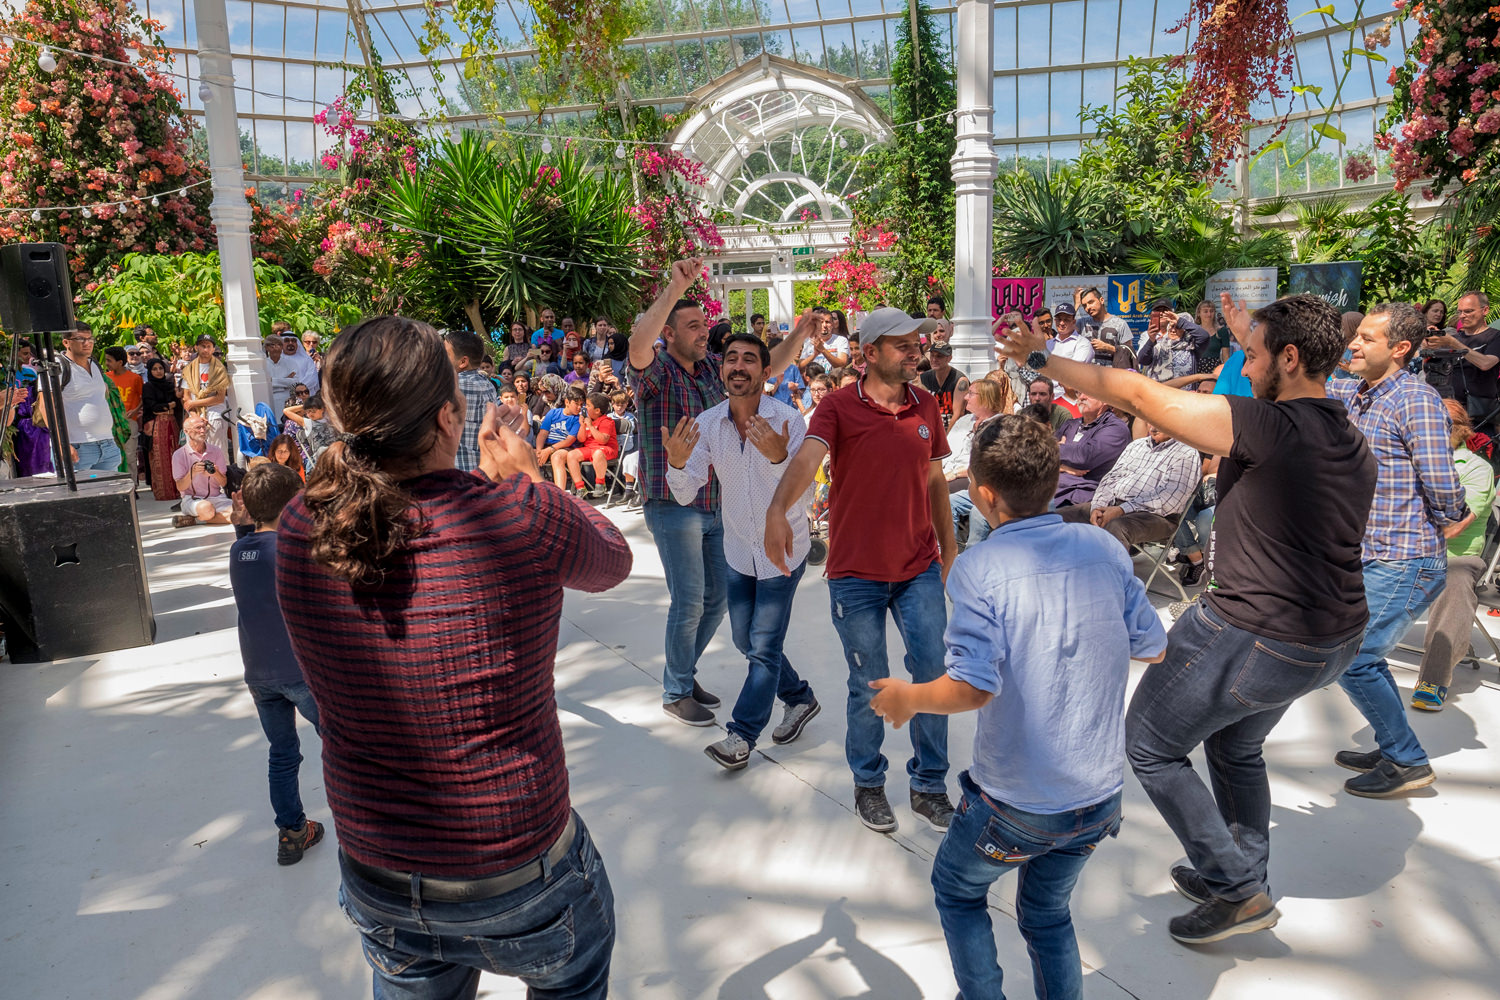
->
[445, 329, 498, 472]
[1328, 303, 1473, 798]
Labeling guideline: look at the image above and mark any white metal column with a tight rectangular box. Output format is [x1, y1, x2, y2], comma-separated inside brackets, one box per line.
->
[769, 253, 796, 333]
[193, 0, 268, 417]
[949, 0, 999, 379]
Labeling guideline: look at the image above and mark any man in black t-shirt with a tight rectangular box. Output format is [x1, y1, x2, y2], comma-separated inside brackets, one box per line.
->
[996, 292, 1376, 948]
[1426, 291, 1500, 424]
[919, 342, 969, 429]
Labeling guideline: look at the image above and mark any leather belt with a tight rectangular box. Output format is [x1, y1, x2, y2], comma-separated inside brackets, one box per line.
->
[342, 813, 577, 902]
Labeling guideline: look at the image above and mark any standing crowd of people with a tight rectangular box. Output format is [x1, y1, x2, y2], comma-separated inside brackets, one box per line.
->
[9, 274, 1496, 1000]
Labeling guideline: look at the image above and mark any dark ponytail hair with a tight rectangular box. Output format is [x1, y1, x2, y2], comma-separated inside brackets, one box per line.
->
[303, 315, 458, 585]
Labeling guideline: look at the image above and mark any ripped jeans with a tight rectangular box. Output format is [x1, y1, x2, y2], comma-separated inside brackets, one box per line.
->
[827, 561, 949, 793]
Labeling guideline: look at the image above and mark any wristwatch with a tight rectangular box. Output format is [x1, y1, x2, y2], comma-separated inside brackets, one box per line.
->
[1026, 350, 1049, 370]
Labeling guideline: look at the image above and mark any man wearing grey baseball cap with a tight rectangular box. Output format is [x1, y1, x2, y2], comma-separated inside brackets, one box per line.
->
[764, 306, 958, 834]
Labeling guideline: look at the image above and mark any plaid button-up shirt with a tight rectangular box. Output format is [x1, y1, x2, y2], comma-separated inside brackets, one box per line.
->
[1091, 434, 1200, 517]
[456, 368, 497, 472]
[1328, 368, 1469, 561]
[633, 347, 725, 510]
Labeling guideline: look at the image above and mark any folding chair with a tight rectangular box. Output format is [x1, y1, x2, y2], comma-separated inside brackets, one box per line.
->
[1396, 510, 1500, 670]
[1139, 503, 1197, 603]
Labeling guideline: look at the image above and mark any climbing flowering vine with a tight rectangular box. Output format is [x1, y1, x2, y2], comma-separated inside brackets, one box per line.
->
[1378, 0, 1500, 193]
[818, 223, 895, 313]
[0, 0, 212, 282]
[630, 147, 724, 319]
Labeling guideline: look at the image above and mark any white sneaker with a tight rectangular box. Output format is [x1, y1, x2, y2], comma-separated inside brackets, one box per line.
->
[771, 698, 820, 745]
[705, 733, 751, 770]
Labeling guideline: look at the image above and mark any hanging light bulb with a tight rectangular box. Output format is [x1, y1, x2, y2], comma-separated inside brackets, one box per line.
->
[541, 138, 552, 154]
[915, 123, 924, 134]
[198, 81, 213, 102]
[435, 235, 443, 245]
[118, 202, 128, 216]
[81, 207, 92, 218]
[37, 49, 57, 73]
[596, 265, 603, 274]
[150, 195, 159, 208]
[615, 143, 627, 159]
[30, 209, 41, 222]
[838, 136, 848, 149]
[178, 188, 187, 198]
[521, 255, 528, 264]
[558, 260, 565, 270]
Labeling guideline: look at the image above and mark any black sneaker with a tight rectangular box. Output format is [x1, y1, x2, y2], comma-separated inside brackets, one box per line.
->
[910, 789, 956, 831]
[691, 680, 721, 708]
[855, 786, 897, 833]
[1180, 561, 1204, 586]
[1169, 892, 1280, 944]
[1343, 759, 1436, 798]
[1334, 747, 1385, 772]
[277, 819, 324, 866]
[664, 696, 715, 727]
[1170, 865, 1211, 904]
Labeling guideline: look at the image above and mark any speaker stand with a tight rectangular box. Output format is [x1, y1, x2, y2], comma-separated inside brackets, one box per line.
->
[34, 331, 77, 493]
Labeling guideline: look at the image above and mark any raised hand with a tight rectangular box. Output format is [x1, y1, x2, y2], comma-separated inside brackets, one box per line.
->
[746, 415, 791, 464]
[994, 313, 1048, 366]
[661, 415, 700, 470]
[1220, 292, 1252, 345]
[670, 257, 704, 290]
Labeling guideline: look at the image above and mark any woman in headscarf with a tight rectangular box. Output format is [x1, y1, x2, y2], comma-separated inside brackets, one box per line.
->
[141, 357, 183, 500]
[9, 375, 54, 477]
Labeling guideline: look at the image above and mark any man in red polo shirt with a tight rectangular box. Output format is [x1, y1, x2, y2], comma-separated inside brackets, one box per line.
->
[765, 307, 957, 834]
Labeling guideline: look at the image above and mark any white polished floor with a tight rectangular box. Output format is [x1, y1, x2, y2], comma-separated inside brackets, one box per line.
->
[4, 493, 1500, 1000]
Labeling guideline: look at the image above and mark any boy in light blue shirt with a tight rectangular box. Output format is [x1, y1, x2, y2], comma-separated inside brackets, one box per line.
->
[872, 413, 1167, 1000]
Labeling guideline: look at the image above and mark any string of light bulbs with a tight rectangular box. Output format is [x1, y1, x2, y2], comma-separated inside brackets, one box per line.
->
[345, 204, 645, 277]
[3, 30, 964, 149]
[3, 178, 212, 219]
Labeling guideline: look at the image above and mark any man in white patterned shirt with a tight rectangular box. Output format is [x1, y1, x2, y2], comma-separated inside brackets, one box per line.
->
[664, 333, 820, 771]
[1058, 423, 1199, 550]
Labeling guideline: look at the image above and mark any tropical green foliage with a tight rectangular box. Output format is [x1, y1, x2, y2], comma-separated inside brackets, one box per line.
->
[381, 133, 644, 334]
[992, 169, 1118, 276]
[77, 253, 361, 350]
[850, 0, 956, 311]
[1125, 216, 1292, 306]
[1440, 178, 1500, 301]
[1076, 58, 1217, 239]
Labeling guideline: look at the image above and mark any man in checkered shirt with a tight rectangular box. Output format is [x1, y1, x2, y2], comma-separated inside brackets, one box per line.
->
[1057, 422, 1199, 549]
[444, 328, 498, 472]
[1328, 303, 1473, 799]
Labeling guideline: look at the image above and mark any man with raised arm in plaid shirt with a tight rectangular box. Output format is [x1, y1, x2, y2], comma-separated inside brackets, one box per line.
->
[630, 257, 812, 726]
[1057, 422, 1199, 549]
[445, 328, 498, 472]
[1328, 303, 1473, 799]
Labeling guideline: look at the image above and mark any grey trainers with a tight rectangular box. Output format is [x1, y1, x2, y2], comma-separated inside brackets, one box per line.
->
[771, 698, 821, 744]
[664, 696, 715, 727]
[705, 733, 751, 770]
[910, 790, 955, 831]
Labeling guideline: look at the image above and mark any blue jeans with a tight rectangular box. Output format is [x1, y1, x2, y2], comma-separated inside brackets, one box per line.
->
[726, 563, 814, 747]
[1336, 557, 1445, 767]
[932, 772, 1122, 1000]
[827, 561, 949, 793]
[1172, 502, 1215, 557]
[338, 812, 614, 1000]
[73, 438, 122, 472]
[951, 491, 993, 546]
[1126, 600, 1360, 902]
[248, 681, 322, 830]
[643, 500, 728, 703]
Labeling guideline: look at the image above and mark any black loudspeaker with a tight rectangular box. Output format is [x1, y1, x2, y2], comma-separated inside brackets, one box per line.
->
[0, 242, 76, 336]
[0, 475, 155, 663]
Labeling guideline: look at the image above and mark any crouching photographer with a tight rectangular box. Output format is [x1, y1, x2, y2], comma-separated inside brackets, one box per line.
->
[172, 413, 233, 528]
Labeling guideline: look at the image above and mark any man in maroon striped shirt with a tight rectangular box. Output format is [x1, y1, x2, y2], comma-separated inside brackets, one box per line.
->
[277, 316, 632, 1000]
